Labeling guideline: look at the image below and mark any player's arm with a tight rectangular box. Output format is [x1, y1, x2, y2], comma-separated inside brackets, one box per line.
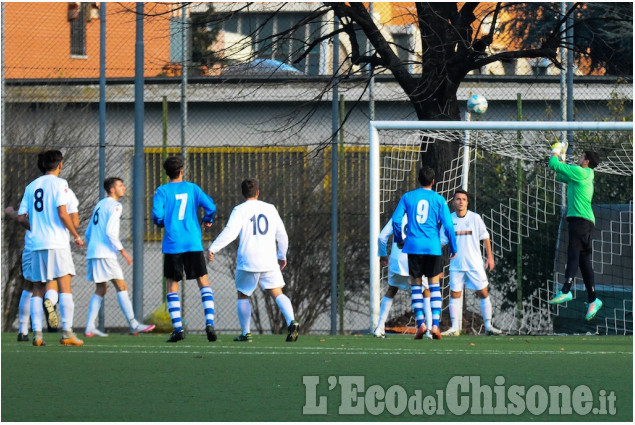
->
[275, 212, 289, 270]
[477, 216, 495, 271]
[105, 206, 130, 264]
[5, 206, 30, 230]
[151, 190, 165, 227]
[198, 187, 217, 228]
[67, 188, 80, 228]
[391, 197, 407, 246]
[440, 203, 457, 258]
[378, 220, 392, 257]
[58, 205, 83, 246]
[207, 207, 242, 260]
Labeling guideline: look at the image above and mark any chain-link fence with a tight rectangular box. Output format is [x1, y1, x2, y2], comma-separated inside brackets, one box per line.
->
[2, 3, 632, 335]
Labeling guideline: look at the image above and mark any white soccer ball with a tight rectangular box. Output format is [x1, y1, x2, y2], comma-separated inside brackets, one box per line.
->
[467, 94, 488, 115]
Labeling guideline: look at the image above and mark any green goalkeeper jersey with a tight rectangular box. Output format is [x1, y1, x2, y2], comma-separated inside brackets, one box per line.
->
[549, 156, 595, 224]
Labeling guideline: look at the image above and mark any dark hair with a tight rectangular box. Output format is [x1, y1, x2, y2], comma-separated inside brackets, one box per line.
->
[453, 188, 469, 200]
[418, 167, 435, 186]
[103, 177, 123, 194]
[163, 156, 184, 179]
[584, 151, 600, 169]
[38, 150, 63, 172]
[241, 178, 259, 198]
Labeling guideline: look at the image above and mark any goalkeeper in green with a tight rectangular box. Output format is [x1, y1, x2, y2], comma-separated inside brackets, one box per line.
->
[547, 142, 603, 321]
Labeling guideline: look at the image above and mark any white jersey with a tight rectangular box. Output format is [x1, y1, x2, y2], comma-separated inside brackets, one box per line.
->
[18, 174, 71, 250]
[444, 210, 490, 272]
[378, 217, 409, 276]
[85, 197, 124, 259]
[209, 199, 288, 272]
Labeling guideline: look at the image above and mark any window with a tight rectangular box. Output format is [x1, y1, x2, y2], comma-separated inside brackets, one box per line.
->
[69, 3, 87, 56]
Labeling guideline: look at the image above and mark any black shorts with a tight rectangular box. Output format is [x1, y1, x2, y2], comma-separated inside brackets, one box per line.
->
[164, 251, 208, 281]
[407, 254, 443, 279]
[567, 217, 594, 256]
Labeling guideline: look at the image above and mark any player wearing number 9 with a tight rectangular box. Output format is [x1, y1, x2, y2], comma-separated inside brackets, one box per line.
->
[391, 167, 457, 340]
[152, 156, 218, 343]
[208, 178, 299, 343]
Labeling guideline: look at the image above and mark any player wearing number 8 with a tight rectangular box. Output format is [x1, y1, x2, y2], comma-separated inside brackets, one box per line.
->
[392, 167, 457, 339]
[207, 178, 299, 342]
[152, 156, 218, 343]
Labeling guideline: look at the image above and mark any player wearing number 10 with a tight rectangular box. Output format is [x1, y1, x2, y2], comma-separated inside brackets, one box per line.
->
[392, 167, 457, 340]
[207, 178, 299, 343]
[152, 156, 218, 343]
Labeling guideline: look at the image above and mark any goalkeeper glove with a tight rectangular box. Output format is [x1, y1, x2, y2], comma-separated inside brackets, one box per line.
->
[551, 141, 568, 161]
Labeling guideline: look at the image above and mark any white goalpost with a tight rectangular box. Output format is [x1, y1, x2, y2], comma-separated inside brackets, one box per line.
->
[369, 120, 633, 335]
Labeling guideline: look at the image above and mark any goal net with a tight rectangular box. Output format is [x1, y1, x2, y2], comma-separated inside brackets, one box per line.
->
[369, 121, 633, 335]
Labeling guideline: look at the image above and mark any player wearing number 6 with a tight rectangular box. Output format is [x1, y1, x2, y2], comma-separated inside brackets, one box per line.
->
[207, 178, 299, 343]
[391, 167, 457, 340]
[152, 156, 217, 343]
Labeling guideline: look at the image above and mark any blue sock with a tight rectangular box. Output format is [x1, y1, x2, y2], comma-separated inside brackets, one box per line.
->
[167, 292, 183, 332]
[430, 283, 442, 328]
[200, 286, 215, 326]
[410, 285, 424, 328]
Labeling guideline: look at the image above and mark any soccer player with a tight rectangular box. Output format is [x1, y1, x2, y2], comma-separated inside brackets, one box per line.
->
[392, 167, 457, 340]
[375, 216, 432, 339]
[152, 156, 218, 343]
[84, 177, 156, 337]
[547, 144, 603, 320]
[440, 189, 502, 336]
[207, 178, 299, 343]
[17, 150, 84, 346]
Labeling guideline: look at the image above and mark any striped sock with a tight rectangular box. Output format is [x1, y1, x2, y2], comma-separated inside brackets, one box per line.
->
[410, 285, 424, 328]
[429, 283, 442, 328]
[166, 292, 183, 332]
[200, 286, 215, 326]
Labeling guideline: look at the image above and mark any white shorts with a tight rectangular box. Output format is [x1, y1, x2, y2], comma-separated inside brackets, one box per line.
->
[87, 258, 124, 283]
[22, 248, 33, 282]
[387, 270, 412, 291]
[31, 247, 76, 283]
[235, 269, 285, 297]
[449, 269, 489, 292]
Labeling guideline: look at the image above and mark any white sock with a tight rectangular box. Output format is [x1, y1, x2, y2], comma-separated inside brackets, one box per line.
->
[237, 299, 251, 335]
[481, 296, 493, 330]
[30, 296, 43, 332]
[377, 296, 393, 330]
[19, 290, 32, 335]
[449, 296, 463, 330]
[85, 294, 103, 331]
[45, 289, 59, 306]
[59, 293, 74, 331]
[117, 290, 138, 329]
[274, 294, 295, 326]
[423, 296, 432, 331]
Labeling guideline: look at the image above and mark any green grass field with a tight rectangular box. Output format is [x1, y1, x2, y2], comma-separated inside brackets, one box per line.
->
[1, 332, 632, 422]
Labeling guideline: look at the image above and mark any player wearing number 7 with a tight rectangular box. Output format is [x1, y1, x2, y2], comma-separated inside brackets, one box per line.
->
[392, 167, 457, 340]
[207, 178, 299, 343]
[152, 156, 217, 343]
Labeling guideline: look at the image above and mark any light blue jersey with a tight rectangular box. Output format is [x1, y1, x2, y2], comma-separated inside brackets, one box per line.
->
[392, 187, 457, 255]
[152, 181, 216, 254]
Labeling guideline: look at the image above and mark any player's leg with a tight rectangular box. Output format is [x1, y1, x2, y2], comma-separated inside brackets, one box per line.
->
[164, 254, 185, 342]
[375, 286, 398, 338]
[30, 283, 46, 346]
[428, 275, 443, 339]
[188, 251, 216, 341]
[43, 279, 59, 331]
[422, 285, 432, 339]
[85, 281, 108, 337]
[578, 221, 602, 320]
[233, 270, 258, 342]
[18, 249, 34, 340]
[407, 254, 427, 339]
[263, 270, 298, 342]
[550, 219, 583, 304]
[112, 279, 155, 334]
[477, 287, 502, 335]
[57, 272, 83, 346]
[18, 281, 33, 341]
[443, 271, 464, 336]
